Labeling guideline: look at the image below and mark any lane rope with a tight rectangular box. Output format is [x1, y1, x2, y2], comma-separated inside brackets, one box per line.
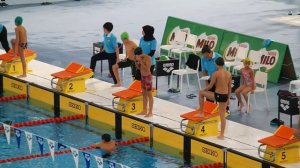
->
[0, 114, 85, 130]
[0, 136, 149, 163]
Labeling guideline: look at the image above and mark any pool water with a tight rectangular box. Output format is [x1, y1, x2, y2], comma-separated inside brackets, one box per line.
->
[0, 99, 184, 168]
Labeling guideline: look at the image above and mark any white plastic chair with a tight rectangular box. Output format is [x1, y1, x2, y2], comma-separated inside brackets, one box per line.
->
[225, 46, 248, 73]
[160, 30, 186, 57]
[289, 80, 300, 94]
[170, 34, 197, 69]
[247, 71, 270, 113]
[169, 55, 201, 91]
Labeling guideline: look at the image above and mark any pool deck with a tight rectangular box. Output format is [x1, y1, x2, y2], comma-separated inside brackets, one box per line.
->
[9, 59, 297, 168]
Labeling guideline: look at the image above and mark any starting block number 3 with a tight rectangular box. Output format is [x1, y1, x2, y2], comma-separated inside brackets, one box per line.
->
[131, 103, 136, 110]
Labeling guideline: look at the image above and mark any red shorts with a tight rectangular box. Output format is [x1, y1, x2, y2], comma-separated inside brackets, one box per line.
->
[141, 75, 152, 91]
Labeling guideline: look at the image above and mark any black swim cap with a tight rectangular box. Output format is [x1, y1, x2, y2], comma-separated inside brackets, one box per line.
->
[134, 47, 143, 55]
[215, 57, 224, 66]
[102, 133, 111, 142]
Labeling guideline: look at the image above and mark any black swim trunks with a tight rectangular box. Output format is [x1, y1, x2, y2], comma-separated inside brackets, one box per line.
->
[214, 93, 228, 102]
[19, 43, 27, 49]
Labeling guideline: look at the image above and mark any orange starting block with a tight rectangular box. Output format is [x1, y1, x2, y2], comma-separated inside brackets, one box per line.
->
[258, 125, 300, 164]
[180, 101, 225, 137]
[51, 62, 93, 93]
[112, 80, 156, 114]
[0, 49, 37, 75]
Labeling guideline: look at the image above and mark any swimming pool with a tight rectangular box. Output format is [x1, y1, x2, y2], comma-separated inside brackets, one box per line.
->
[0, 98, 184, 168]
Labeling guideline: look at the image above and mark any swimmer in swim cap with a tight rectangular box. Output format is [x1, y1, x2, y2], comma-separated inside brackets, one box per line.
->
[11, 16, 28, 78]
[91, 133, 116, 157]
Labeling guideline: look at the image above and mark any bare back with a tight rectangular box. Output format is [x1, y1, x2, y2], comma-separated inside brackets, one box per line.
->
[124, 40, 137, 60]
[139, 54, 151, 76]
[213, 69, 231, 94]
[16, 26, 27, 44]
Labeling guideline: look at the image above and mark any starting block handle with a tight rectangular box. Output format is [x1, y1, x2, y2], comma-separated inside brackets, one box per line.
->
[51, 78, 62, 91]
[180, 119, 195, 135]
[258, 144, 275, 162]
[112, 97, 125, 112]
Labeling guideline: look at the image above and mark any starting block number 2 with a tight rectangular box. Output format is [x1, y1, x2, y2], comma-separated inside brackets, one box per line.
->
[69, 83, 73, 90]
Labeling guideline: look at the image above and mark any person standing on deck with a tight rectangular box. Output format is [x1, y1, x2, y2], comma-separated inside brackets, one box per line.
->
[11, 16, 27, 78]
[195, 57, 231, 139]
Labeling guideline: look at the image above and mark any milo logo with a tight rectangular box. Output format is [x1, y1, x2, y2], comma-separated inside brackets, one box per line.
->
[195, 33, 218, 51]
[259, 48, 279, 70]
[167, 26, 190, 45]
[224, 41, 249, 61]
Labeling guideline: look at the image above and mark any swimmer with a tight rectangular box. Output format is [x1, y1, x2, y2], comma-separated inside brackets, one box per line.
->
[91, 133, 116, 157]
[195, 57, 231, 139]
[11, 16, 28, 78]
[0, 120, 13, 134]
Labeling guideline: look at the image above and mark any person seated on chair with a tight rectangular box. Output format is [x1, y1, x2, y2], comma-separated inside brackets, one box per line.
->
[135, 25, 157, 80]
[11, 16, 28, 78]
[90, 22, 119, 84]
[0, 23, 10, 53]
[112, 32, 137, 87]
[91, 133, 116, 158]
[235, 57, 255, 112]
[201, 45, 222, 87]
[195, 57, 231, 139]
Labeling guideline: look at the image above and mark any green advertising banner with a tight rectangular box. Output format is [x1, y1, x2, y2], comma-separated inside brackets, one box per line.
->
[161, 16, 224, 54]
[161, 16, 297, 83]
[219, 30, 296, 83]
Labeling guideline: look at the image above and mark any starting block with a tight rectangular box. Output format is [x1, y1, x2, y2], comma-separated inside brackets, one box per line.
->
[0, 49, 37, 75]
[258, 125, 300, 164]
[51, 62, 93, 93]
[112, 80, 156, 114]
[180, 101, 224, 137]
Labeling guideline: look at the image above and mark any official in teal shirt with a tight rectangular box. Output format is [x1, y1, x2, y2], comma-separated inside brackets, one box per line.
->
[201, 50, 221, 76]
[90, 22, 119, 84]
[135, 25, 156, 80]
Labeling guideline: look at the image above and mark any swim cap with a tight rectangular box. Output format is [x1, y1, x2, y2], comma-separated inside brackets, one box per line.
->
[120, 32, 129, 40]
[243, 57, 252, 63]
[215, 57, 224, 66]
[160, 55, 169, 61]
[134, 47, 143, 55]
[15, 16, 23, 25]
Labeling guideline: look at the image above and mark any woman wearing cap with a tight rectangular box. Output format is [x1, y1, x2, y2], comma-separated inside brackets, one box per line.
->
[112, 32, 137, 87]
[11, 16, 27, 78]
[135, 25, 157, 80]
[0, 23, 10, 53]
[235, 57, 255, 112]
